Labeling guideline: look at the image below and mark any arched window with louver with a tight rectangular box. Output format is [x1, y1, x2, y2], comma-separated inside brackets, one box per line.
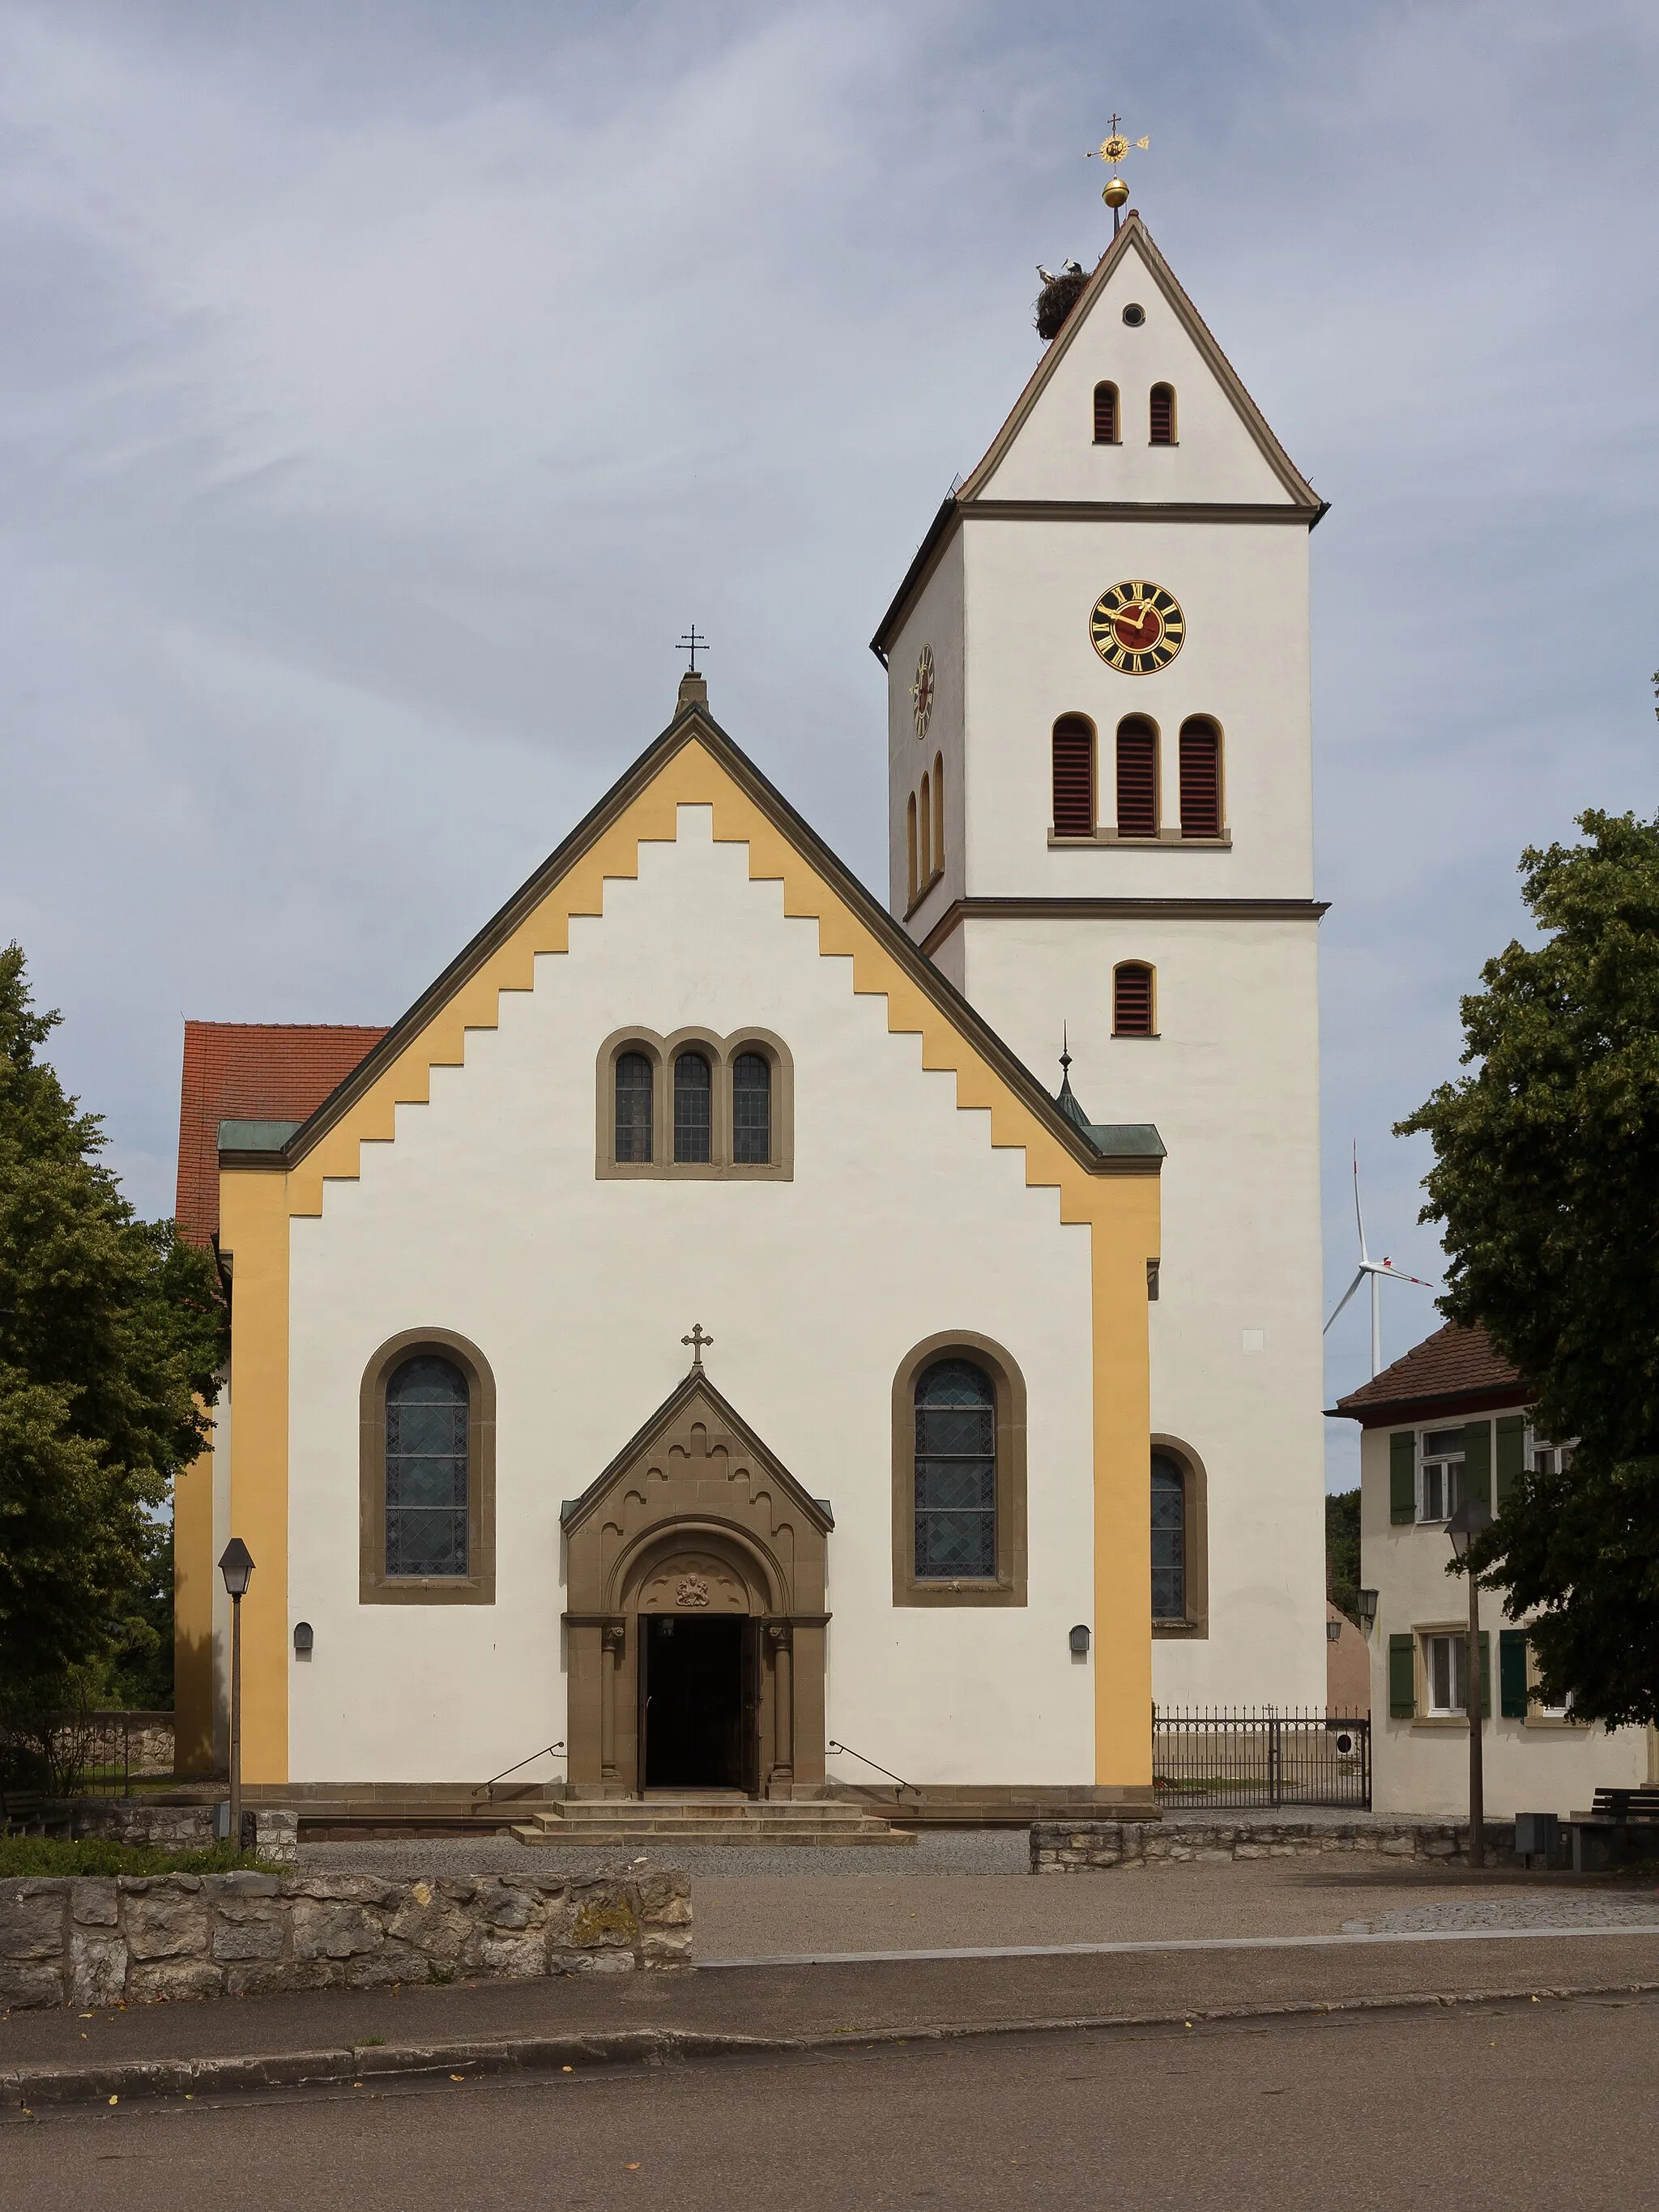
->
[1093, 381, 1119, 444]
[932, 753, 945, 872]
[1149, 383, 1176, 444]
[914, 1357, 997, 1581]
[731, 1050, 771, 1165]
[385, 1356, 470, 1579]
[614, 1050, 654, 1163]
[1114, 961, 1155, 1037]
[1051, 715, 1094, 837]
[1115, 718, 1158, 838]
[673, 1051, 712, 1164]
[919, 771, 932, 882]
[1179, 718, 1222, 839]
[906, 791, 919, 905]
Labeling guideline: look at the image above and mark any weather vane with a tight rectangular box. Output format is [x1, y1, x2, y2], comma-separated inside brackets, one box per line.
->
[1088, 114, 1149, 233]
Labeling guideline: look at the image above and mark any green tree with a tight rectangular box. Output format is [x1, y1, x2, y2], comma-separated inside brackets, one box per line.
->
[1325, 1489, 1360, 1625]
[0, 944, 225, 1712]
[1399, 810, 1659, 1726]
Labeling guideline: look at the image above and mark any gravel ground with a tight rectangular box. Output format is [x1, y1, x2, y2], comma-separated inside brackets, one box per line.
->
[1351, 1890, 1659, 1935]
[297, 1828, 1028, 1880]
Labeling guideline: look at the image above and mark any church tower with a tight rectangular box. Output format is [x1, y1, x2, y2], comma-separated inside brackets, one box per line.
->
[874, 214, 1328, 1707]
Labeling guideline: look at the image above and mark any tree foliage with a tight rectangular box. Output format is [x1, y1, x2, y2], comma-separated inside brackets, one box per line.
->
[1325, 1489, 1360, 1626]
[0, 944, 225, 1707]
[1399, 810, 1659, 1725]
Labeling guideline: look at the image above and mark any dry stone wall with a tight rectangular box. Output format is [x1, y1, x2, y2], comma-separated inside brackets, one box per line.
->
[0, 1869, 691, 2009]
[1031, 1820, 1521, 1871]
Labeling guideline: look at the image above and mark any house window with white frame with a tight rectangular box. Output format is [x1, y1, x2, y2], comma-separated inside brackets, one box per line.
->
[1529, 1430, 1576, 1479]
[1418, 1429, 1465, 1523]
[1423, 1631, 1469, 1716]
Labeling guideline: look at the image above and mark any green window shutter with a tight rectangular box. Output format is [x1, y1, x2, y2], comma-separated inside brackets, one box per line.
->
[1388, 1633, 1415, 1719]
[1499, 1629, 1529, 1718]
[1478, 1629, 1491, 1718]
[1463, 1420, 1492, 1510]
[1495, 1415, 1526, 1511]
[1389, 1432, 1416, 1524]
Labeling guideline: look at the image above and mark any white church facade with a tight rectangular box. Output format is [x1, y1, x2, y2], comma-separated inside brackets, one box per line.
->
[172, 215, 1328, 1805]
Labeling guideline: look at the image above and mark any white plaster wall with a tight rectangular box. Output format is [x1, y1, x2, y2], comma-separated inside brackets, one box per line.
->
[1358, 1424, 1651, 1818]
[284, 807, 1102, 1786]
[957, 518, 1312, 901]
[961, 914, 1327, 1710]
[885, 533, 964, 927]
[980, 236, 1294, 507]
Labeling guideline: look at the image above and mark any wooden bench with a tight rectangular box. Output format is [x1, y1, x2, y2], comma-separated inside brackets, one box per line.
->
[1562, 1787, 1659, 1873]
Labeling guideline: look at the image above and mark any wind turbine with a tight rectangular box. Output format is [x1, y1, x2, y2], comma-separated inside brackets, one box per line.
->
[1324, 1144, 1437, 1379]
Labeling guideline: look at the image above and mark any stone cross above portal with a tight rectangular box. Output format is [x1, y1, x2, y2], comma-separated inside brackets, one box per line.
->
[682, 1322, 714, 1370]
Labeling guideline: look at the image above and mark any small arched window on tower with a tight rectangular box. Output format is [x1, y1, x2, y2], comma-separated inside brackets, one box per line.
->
[1114, 961, 1156, 1038]
[673, 1050, 712, 1164]
[932, 753, 945, 873]
[1149, 383, 1177, 445]
[919, 770, 933, 884]
[1051, 715, 1095, 837]
[1115, 717, 1158, 838]
[1179, 718, 1222, 839]
[614, 1050, 655, 1163]
[906, 791, 919, 906]
[1093, 381, 1120, 445]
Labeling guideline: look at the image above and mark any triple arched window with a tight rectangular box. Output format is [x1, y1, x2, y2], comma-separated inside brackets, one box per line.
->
[600, 1029, 793, 1179]
[1050, 714, 1225, 842]
[906, 756, 946, 910]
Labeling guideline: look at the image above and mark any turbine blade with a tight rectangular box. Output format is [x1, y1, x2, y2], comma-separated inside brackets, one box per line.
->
[1376, 1263, 1437, 1289]
[1352, 1143, 1370, 1264]
[1324, 1269, 1367, 1333]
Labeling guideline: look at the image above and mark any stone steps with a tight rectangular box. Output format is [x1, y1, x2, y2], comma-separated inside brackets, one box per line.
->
[512, 1798, 913, 1847]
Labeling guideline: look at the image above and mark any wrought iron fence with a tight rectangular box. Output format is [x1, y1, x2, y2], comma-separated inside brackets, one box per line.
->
[0, 1709, 176, 1805]
[1153, 1708, 1371, 1810]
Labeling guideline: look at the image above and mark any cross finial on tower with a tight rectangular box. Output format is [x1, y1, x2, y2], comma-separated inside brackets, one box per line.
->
[682, 1321, 713, 1371]
[678, 625, 706, 675]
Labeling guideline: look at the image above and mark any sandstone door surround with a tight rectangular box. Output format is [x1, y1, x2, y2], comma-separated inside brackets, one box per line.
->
[562, 1371, 830, 1796]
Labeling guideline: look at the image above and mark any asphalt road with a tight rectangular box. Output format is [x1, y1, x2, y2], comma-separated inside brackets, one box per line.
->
[6, 1989, 1657, 2210]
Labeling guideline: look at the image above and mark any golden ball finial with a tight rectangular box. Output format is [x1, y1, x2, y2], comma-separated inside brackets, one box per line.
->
[1102, 176, 1130, 209]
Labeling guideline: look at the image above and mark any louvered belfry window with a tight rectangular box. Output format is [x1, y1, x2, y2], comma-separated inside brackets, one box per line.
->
[1114, 963, 1154, 1037]
[385, 1357, 469, 1577]
[1179, 719, 1221, 838]
[1115, 718, 1158, 837]
[1093, 381, 1119, 444]
[914, 1357, 997, 1579]
[731, 1051, 771, 1165]
[1051, 716, 1094, 837]
[1149, 383, 1175, 444]
[614, 1050, 654, 1162]
[673, 1051, 712, 1164]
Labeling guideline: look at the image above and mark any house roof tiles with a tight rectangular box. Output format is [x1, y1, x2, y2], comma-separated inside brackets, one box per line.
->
[1330, 1322, 1525, 1426]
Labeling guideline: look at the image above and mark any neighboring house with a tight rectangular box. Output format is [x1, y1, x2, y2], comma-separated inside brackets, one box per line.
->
[1325, 1601, 1369, 1715]
[1332, 1323, 1653, 1817]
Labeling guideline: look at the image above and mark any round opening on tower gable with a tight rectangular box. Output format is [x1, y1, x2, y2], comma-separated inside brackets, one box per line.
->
[1121, 302, 1145, 326]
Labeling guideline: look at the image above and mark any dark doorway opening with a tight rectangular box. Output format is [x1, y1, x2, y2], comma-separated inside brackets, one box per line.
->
[641, 1614, 755, 1790]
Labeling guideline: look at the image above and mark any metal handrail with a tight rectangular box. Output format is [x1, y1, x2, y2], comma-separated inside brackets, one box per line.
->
[828, 1738, 914, 1808]
[473, 1741, 566, 1804]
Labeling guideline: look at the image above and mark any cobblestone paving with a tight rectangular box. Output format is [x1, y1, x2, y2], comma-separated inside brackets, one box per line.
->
[1348, 1890, 1659, 1935]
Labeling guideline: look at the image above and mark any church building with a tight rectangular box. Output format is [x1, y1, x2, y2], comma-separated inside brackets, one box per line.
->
[171, 213, 1328, 1812]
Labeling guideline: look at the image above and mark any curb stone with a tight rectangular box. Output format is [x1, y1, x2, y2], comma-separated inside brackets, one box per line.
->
[7, 1979, 1659, 2113]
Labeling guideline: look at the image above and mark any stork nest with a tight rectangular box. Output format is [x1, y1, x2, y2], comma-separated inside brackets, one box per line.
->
[1034, 269, 1088, 342]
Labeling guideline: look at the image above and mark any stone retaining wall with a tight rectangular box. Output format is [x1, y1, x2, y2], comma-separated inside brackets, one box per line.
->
[3, 1801, 299, 1865]
[1031, 1819, 1520, 1872]
[0, 1869, 691, 2010]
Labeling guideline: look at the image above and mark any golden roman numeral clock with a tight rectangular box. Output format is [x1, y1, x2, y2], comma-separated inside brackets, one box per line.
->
[1090, 581, 1185, 673]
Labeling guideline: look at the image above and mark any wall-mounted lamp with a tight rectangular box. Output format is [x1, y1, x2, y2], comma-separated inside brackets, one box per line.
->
[293, 1622, 314, 1661]
[1326, 1617, 1342, 1643]
[1356, 1589, 1379, 1637]
[1068, 1623, 1091, 1657]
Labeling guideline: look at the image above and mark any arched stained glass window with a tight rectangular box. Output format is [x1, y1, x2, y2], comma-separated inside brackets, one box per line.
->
[1152, 1452, 1186, 1620]
[914, 1357, 996, 1579]
[732, 1051, 771, 1164]
[615, 1050, 654, 1162]
[385, 1356, 470, 1578]
[674, 1050, 712, 1164]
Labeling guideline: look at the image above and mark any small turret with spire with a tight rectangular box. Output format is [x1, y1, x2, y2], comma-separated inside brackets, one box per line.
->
[1054, 1026, 1094, 1133]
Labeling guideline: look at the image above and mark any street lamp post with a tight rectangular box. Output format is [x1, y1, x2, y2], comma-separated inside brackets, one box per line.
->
[1447, 1502, 1491, 1869]
[218, 1539, 255, 1849]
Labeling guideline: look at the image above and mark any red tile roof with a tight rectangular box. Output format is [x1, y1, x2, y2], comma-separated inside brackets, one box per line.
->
[1330, 1322, 1525, 1426]
[175, 1021, 386, 1245]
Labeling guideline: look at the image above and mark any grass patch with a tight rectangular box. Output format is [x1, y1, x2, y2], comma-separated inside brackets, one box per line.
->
[0, 1835, 276, 1879]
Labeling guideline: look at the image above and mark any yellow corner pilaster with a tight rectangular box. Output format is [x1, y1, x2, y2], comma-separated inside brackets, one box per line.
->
[217, 1170, 291, 1784]
[1092, 1180, 1158, 1788]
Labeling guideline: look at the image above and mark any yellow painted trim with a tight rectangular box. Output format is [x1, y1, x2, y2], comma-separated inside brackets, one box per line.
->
[171, 1422, 216, 1778]
[216, 1170, 291, 1785]
[224, 735, 1157, 1789]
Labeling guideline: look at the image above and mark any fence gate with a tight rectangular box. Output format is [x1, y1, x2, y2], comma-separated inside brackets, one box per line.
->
[1153, 1709, 1371, 1811]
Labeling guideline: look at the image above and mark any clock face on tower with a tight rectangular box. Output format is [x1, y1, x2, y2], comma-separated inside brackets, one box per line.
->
[1089, 582, 1186, 674]
[911, 645, 936, 737]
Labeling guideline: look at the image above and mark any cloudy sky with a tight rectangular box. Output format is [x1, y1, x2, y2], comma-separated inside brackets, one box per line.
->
[2, 0, 1655, 1485]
